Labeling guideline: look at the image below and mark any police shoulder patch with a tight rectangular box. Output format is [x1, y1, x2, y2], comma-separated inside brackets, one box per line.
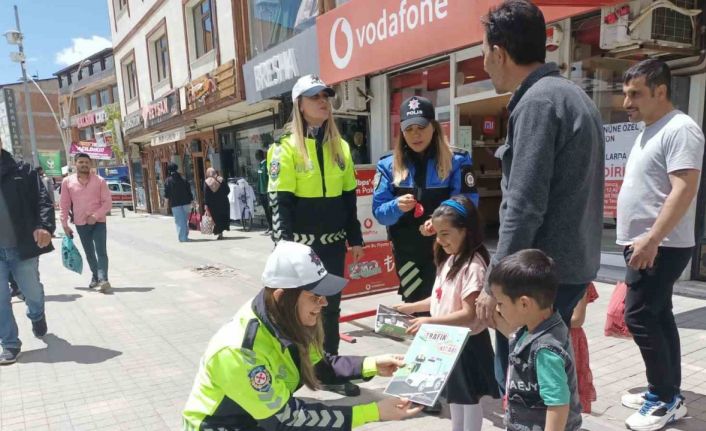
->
[460, 165, 476, 192]
[248, 365, 272, 393]
[269, 160, 281, 180]
[465, 171, 475, 188]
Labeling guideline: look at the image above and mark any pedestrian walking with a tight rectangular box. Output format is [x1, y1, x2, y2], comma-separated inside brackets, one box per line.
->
[491, 250, 583, 431]
[395, 196, 498, 431]
[255, 149, 273, 234]
[373, 95, 479, 306]
[617, 59, 704, 431]
[473, 0, 604, 393]
[570, 283, 599, 414]
[164, 163, 194, 242]
[203, 167, 230, 240]
[182, 241, 421, 431]
[37, 167, 55, 206]
[1, 148, 54, 365]
[266, 74, 364, 396]
[60, 153, 112, 293]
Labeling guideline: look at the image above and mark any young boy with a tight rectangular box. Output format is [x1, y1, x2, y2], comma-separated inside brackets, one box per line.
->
[489, 249, 582, 431]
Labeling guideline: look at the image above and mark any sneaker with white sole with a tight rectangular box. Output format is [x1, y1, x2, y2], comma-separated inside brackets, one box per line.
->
[623, 392, 649, 410]
[98, 280, 111, 293]
[625, 393, 687, 431]
[89, 279, 100, 289]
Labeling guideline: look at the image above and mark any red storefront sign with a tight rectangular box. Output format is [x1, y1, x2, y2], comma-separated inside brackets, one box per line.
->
[76, 112, 96, 128]
[317, 0, 597, 84]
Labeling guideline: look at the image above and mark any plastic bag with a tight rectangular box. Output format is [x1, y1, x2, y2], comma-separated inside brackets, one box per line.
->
[188, 207, 201, 231]
[604, 281, 632, 338]
[61, 236, 83, 274]
[200, 210, 215, 235]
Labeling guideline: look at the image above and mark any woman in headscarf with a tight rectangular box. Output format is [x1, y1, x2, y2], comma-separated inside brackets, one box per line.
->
[203, 167, 230, 240]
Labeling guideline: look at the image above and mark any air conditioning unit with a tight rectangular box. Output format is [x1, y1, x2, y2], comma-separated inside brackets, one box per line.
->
[600, 0, 702, 51]
[332, 77, 367, 113]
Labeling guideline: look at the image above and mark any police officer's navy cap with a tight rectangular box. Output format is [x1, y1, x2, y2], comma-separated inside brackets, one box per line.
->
[262, 241, 348, 296]
[400, 96, 435, 130]
[292, 74, 336, 102]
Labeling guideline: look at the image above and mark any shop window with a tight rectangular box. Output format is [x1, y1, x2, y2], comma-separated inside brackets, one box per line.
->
[154, 35, 170, 83]
[76, 95, 89, 114]
[455, 56, 493, 98]
[335, 116, 369, 165]
[248, 0, 319, 57]
[112, 85, 119, 104]
[79, 127, 94, 141]
[389, 61, 450, 149]
[193, 0, 214, 59]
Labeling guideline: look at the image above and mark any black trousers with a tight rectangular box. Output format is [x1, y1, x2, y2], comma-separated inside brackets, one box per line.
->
[257, 193, 273, 230]
[494, 283, 588, 394]
[624, 246, 692, 402]
[312, 241, 347, 356]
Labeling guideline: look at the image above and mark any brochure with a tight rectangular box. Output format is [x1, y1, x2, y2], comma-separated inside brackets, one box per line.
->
[375, 304, 414, 339]
[384, 324, 470, 407]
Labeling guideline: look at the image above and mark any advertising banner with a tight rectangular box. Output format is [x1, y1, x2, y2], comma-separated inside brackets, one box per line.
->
[38, 151, 62, 176]
[603, 122, 641, 218]
[70, 141, 113, 160]
[343, 240, 399, 298]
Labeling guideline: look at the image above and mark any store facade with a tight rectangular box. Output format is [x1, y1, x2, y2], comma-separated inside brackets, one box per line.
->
[317, 0, 706, 281]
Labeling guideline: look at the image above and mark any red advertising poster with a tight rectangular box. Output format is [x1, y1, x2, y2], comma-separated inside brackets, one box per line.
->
[343, 241, 399, 298]
[342, 166, 399, 298]
[603, 122, 641, 218]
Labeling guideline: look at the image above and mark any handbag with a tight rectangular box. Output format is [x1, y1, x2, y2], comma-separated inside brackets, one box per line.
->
[61, 236, 83, 274]
[188, 206, 201, 231]
[604, 281, 632, 338]
[200, 209, 215, 235]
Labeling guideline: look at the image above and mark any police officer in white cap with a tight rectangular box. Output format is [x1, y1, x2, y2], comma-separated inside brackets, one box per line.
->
[266, 74, 364, 396]
[183, 241, 421, 430]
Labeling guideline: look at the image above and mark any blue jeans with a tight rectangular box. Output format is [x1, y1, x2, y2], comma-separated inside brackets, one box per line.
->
[76, 222, 109, 282]
[172, 204, 191, 242]
[0, 247, 45, 350]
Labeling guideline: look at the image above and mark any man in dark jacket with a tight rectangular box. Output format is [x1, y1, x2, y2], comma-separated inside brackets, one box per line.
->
[0, 149, 55, 365]
[474, 0, 604, 392]
[163, 163, 194, 242]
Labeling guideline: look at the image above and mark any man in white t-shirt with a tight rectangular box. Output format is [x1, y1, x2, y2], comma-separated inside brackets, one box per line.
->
[617, 59, 704, 431]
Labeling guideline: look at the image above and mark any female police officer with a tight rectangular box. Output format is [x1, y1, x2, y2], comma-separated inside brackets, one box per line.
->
[267, 75, 363, 396]
[183, 241, 421, 431]
[373, 96, 479, 305]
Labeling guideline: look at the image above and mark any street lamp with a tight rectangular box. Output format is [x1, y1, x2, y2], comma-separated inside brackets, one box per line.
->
[5, 5, 38, 167]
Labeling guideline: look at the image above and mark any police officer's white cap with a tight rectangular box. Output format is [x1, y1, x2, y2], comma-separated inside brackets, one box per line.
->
[262, 241, 348, 296]
[292, 74, 336, 102]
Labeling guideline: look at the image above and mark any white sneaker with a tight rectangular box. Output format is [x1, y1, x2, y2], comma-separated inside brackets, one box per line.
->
[625, 394, 687, 431]
[622, 392, 648, 410]
[98, 281, 111, 293]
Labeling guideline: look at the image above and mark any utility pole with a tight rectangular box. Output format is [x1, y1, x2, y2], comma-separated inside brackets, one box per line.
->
[14, 5, 39, 166]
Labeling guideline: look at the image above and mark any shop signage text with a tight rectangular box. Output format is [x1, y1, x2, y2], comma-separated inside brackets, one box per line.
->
[317, 0, 595, 83]
[254, 49, 300, 92]
[144, 91, 180, 128]
[74, 108, 110, 129]
[70, 141, 113, 160]
[603, 122, 642, 218]
[243, 26, 320, 103]
[123, 110, 144, 134]
[151, 127, 186, 146]
[0, 88, 23, 155]
[38, 151, 62, 176]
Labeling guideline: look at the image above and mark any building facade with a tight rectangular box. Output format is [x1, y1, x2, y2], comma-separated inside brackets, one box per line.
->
[0, 78, 62, 170]
[54, 48, 120, 168]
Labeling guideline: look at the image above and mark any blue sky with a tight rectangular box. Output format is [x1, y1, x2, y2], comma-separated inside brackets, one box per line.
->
[0, 1, 112, 85]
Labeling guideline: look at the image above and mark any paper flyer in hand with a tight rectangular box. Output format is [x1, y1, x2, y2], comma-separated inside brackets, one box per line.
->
[384, 324, 470, 407]
[374, 304, 414, 339]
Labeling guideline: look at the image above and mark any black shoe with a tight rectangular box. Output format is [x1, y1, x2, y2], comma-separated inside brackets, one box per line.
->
[0, 348, 20, 365]
[321, 382, 361, 397]
[422, 403, 442, 415]
[32, 315, 47, 337]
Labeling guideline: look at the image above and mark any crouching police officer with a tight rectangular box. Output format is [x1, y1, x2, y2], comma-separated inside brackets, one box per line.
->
[182, 241, 421, 431]
[267, 75, 364, 396]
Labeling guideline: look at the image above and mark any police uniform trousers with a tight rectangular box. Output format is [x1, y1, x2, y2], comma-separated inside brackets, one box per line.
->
[312, 241, 347, 356]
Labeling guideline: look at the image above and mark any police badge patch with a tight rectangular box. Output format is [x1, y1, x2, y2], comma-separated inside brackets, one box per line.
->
[465, 172, 475, 188]
[269, 160, 281, 180]
[248, 365, 272, 393]
[460, 165, 476, 193]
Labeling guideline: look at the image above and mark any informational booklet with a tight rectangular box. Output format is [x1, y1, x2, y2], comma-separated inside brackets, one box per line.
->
[384, 324, 470, 407]
[374, 305, 414, 339]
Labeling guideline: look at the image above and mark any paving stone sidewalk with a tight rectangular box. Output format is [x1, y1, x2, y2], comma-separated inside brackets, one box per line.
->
[1, 212, 705, 430]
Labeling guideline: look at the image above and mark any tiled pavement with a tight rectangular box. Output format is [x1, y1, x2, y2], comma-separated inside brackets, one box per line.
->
[1, 212, 706, 430]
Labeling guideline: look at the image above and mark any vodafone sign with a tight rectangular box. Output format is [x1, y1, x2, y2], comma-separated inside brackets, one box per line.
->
[317, 0, 595, 84]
